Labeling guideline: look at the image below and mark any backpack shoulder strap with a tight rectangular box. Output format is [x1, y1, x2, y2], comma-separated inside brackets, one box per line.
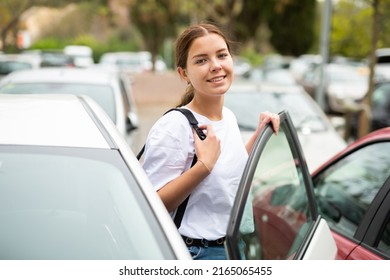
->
[165, 108, 206, 140]
[136, 107, 206, 229]
[136, 107, 205, 160]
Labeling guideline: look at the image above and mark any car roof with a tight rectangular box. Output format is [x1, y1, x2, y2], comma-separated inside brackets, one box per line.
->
[0, 94, 111, 148]
[0, 67, 114, 85]
[312, 127, 390, 176]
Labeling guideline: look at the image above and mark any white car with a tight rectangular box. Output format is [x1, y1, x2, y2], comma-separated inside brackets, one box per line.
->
[63, 45, 94, 68]
[0, 94, 190, 260]
[0, 53, 40, 80]
[0, 94, 338, 260]
[300, 63, 369, 113]
[99, 51, 167, 74]
[0, 67, 139, 146]
[225, 81, 347, 172]
[375, 48, 390, 81]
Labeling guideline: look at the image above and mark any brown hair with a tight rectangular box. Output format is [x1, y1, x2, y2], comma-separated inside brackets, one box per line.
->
[175, 23, 234, 107]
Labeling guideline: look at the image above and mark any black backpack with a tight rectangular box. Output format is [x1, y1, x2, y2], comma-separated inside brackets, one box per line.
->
[136, 108, 206, 228]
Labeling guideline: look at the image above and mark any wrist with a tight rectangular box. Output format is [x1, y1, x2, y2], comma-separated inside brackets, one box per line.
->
[197, 159, 211, 173]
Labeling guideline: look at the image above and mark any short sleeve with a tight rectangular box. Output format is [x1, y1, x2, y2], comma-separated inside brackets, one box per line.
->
[142, 111, 194, 191]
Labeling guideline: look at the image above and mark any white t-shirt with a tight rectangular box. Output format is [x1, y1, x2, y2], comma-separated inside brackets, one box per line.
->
[142, 106, 248, 240]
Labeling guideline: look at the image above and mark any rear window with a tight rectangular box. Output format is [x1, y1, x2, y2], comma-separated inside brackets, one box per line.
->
[0, 83, 116, 123]
[377, 55, 390, 64]
[0, 61, 32, 75]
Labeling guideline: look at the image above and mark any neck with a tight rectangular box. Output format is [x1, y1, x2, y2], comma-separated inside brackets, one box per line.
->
[187, 96, 223, 121]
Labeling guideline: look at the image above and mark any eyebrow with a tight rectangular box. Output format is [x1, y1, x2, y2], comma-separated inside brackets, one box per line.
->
[191, 48, 228, 60]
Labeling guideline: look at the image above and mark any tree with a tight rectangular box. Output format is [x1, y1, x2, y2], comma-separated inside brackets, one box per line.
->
[129, 0, 182, 71]
[330, 1, 372, 58]
[0, 0, 85, 52]
[268, 0, 317, 56]
[359, 0, 381, 138]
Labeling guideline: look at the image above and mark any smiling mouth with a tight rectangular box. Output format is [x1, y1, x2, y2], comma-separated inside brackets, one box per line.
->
[208, 75, 226, 83]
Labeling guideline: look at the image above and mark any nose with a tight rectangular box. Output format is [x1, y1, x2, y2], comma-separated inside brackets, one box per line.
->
[210, 58, 222, 72]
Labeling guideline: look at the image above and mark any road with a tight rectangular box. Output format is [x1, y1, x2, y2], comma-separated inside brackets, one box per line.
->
[129, 71, 187, 153]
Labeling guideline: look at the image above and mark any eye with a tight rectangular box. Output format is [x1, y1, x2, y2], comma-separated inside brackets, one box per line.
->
[195, 58, 207, 64]
[218, 52, 229, 59]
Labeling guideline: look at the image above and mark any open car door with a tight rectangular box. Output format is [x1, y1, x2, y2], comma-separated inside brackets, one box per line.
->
[226, 110, 337, 260]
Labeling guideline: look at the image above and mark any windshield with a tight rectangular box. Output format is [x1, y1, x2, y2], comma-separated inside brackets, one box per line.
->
[0, 146, 174, 260]
[224, 91, 327, 132]
[0, 83, 116, 123]
[0, 61, 33, 75]
[327, 66, 367, 83]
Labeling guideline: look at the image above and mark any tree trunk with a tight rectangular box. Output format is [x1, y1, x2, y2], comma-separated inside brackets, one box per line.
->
[359, 0, 380, 138]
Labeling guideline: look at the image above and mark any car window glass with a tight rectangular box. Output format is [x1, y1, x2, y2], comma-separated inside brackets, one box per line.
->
[0, 83, 116, 123]
[237, 123, 314, 260]
[377, 215, 390, 255]
[373, 83, 390, 109]
[225, 92, 327, 132]
[0, 147, 174, 259]
[0, 61, 33, 74]
[313, 142, 390, 238]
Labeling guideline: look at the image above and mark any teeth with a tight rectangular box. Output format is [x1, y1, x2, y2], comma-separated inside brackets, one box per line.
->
[210, 77, 223, 82]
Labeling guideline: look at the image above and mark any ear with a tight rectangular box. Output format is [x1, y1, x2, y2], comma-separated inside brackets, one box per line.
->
[177, 67, 188, 82]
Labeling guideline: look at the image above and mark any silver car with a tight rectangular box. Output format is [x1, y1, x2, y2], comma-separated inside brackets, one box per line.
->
[0, 94, 190, 260]
[225, 80, 347, 172]
[0, 67, 139, 146]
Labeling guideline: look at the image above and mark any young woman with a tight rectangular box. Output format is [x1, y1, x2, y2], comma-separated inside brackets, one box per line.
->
[142, 23, 280, 260]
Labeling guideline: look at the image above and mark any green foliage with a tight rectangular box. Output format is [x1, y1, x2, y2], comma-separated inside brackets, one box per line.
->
[330, 0, 372, 58]
[240, 47, 265, 67]
[4, 0, 390, 64]
[30, 38, 67, 50]
[268, 0, 316, 56]
[30, 35, 141, 63]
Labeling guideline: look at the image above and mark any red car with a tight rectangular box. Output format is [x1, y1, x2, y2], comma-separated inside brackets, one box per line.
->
[312, 127, 390, 260]
[225, 111, 390, 260]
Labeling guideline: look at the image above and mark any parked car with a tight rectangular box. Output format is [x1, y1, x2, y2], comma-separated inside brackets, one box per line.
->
[374, 48, 390, 81]
[0, 94, 338, 260]
[0, 94, 190, 260]
[351, 80, 390, 138]
[233, 56, 252, 77]
[226, 110, 390, 260]
[22, 49, 76, 68]
[244, 67, 300, 91]
[0, 67, 138, 146]
[39, 50, 75, 68]
[300, 63, 369, 114]
[313, 127, 390, 259]
[289, 54, 322, 83]
[99, 51, 167, 74]
[0, 54, 40, 80]
[63, 45, 94, 68]
[224, 82, 347, 172]
[371, 80, 390, 130]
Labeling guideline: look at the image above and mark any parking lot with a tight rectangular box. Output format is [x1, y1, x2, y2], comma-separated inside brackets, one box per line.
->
[130, 71, 186, 153]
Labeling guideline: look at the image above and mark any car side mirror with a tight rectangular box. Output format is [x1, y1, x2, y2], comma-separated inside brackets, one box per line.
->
[126, 112, 139, 132]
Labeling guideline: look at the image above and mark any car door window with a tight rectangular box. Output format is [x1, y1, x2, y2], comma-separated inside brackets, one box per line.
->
[377, 216, 390, 255]
[313, 142, 390, 238]
[226, 111, 321, 260]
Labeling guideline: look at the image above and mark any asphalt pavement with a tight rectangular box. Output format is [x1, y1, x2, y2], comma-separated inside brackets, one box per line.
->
[130, 71, 186, 153]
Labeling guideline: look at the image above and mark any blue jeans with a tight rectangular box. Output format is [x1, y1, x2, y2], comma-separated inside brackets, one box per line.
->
[188, 245, 227, 260]
[188, 239, 246, 260]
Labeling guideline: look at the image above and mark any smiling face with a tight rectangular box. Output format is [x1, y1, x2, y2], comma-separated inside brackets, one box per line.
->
[178, 33, 234, 99]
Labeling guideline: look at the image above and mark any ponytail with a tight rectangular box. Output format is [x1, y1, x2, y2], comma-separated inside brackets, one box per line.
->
[176, 84, 194, 107]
